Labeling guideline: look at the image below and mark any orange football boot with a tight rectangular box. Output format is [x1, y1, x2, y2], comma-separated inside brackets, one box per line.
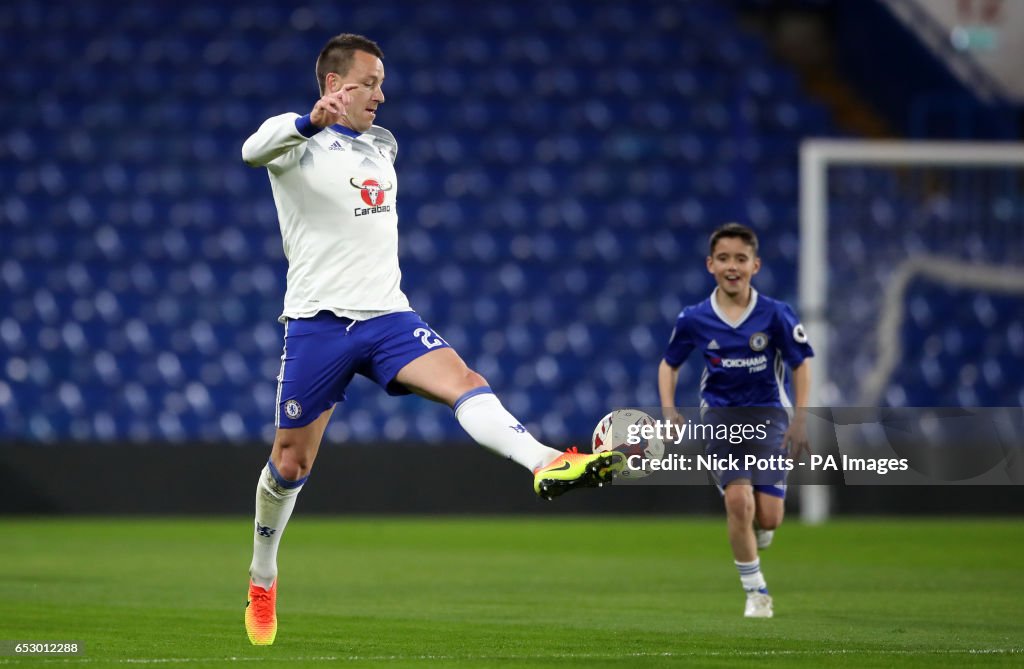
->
[245, 580, 277, 645]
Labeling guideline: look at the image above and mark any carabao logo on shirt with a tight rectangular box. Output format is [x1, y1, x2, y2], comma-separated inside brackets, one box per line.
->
[350, 177, 394, 216]
[349, 177, 392, 206]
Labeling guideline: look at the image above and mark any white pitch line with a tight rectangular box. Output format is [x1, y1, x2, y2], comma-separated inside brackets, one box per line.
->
[1, 648, 1022, 664]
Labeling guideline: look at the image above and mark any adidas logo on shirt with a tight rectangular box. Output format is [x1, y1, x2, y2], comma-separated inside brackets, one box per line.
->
[328, 140, 344, 151]
[708, 339, 720, 350]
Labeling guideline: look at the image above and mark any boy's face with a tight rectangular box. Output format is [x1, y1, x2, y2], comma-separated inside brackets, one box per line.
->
[706, 236, 760, 298]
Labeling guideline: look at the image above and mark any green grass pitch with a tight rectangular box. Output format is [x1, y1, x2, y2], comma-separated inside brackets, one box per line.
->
[2, 517, 1022, 667]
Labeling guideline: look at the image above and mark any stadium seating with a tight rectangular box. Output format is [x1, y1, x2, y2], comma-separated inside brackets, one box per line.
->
[825, 168, 1024, 409]
[1, 0, 1015, 446]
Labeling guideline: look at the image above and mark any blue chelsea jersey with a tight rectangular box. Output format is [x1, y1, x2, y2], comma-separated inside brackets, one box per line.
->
[664, 288, 814, 408]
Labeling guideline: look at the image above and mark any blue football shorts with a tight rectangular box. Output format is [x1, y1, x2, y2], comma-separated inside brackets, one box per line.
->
[704, 408, 790, 499]
[275, 310, 450, 429]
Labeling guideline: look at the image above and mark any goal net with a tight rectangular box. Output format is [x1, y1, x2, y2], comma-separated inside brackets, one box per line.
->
[798, 140, 1024, 521]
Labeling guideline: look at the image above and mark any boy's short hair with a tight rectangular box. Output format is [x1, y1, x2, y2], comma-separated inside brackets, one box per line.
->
[315, 33, 384, 94]
[709, 222, 759, 256]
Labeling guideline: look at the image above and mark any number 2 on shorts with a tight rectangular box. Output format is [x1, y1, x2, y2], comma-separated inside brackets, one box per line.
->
[413, 327, 447, 349]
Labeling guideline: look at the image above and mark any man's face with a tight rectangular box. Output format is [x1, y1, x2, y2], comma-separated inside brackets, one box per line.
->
[327, 50, 385, 132]
[706, 236, 760, 298]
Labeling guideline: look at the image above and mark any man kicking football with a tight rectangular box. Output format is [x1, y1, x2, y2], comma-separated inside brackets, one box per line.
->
[240, 33, 623, 645]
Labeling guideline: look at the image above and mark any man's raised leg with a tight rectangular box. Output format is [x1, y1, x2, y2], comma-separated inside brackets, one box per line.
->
[394, 348, 623, 499]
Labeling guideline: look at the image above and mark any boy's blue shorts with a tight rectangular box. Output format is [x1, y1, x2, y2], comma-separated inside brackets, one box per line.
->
[704, 407, 790, 499]
[275, 310, 450, 429]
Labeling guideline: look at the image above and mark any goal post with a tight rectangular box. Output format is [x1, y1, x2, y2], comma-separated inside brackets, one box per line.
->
[798, 139, 1024, 523]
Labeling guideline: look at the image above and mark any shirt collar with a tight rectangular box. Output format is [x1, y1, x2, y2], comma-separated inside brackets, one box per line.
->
[709, 286, 759, 329]
[330, 124, 361, 138]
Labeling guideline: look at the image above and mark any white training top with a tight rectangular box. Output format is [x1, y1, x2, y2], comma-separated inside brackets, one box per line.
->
[242, 113, 411, 322]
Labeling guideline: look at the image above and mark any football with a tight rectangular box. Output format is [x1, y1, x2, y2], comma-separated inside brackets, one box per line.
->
[591, 410, 665, 479]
